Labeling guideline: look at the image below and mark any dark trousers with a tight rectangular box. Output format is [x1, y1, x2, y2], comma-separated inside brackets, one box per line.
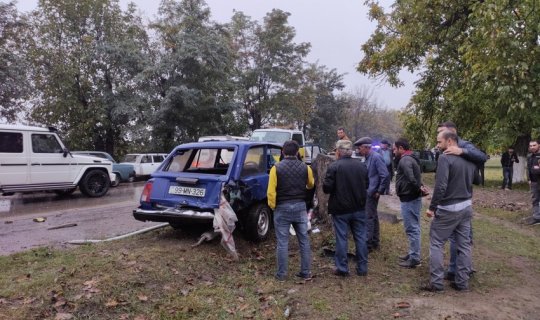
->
[383, 164, 393, 194]
[502, 166, 513, 189]
[366, 196, 380, 249]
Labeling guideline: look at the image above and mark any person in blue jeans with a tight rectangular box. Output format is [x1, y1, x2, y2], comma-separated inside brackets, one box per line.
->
[323, 140, 369, 276]
[267, 140, 315, 281]
[393, 138, 424, 268]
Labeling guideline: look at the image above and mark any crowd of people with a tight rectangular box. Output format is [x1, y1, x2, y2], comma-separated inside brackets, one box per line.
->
[266, 121, 540, 292]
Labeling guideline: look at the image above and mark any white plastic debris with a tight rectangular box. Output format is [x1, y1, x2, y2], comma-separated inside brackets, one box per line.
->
[213, 195, 239, 260]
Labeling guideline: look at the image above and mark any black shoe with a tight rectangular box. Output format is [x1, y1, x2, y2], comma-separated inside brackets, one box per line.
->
[357, 271, 367, 277]
[334, 270, 350, 277]
[398, 254, 409, 261]
[295, 272, 313, 281]
[399, 259, 421, 268]
[444, 272, 455, 282]
[274, 275, 286, 282]
[449, 282, 470, 292]
[419, 283, 444, 292]
[526, 219, 540, 226]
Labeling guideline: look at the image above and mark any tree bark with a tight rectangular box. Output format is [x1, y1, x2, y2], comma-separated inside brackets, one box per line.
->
[311, 153, 334, 224]
[513, 133, 531, 183]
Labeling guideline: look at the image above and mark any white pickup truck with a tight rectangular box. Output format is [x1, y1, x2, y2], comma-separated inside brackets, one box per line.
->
[0, 124, 115, 197]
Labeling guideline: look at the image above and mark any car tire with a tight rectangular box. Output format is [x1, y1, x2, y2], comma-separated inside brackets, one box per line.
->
[54, 188, 77, 196]
[111, 173, 120, 187]
[79, 169, 110, 197]
[244, 203, 272, 242]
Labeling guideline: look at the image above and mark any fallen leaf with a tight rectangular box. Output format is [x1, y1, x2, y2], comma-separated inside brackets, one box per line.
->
[33, 217, 47, 222]
[105, 299, 119, 308]
[396, 301, 411, 309]
[55, 313, 73, 320]
[393, 312, 402, 318]
[180, 289, 189, 296]
[137, 295, 148, 302]
[238, 303, 249, 311]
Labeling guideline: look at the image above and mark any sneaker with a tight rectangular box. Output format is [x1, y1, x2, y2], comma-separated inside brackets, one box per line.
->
[399, 259, 421, 268]
[295, 272, 313, 281]
[444, 272, 455, 281]
[526, 219, 540, 226]
[398, 254, 410, 261]
[333, 270, 350, 277]
[274, 275, 286, 282]
[449, 282, 470, 292]
[419, 283, 444, 292]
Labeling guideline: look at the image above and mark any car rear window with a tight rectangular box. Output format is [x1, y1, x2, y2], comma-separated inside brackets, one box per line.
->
[164, 148, 235, 175]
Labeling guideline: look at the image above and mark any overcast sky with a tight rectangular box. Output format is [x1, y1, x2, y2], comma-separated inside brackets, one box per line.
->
[15, 0, 417, 109]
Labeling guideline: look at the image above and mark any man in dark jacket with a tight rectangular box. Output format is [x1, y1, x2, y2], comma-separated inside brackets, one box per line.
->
[500, 146, 519, 190]
[394, 138, 423, 268]
[355, 137, 389, 252]
[323, 140, 369, 277]
[526, 140, 540, 225]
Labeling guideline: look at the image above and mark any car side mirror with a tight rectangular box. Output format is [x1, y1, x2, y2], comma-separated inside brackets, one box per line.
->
[63, 148, 70, 158]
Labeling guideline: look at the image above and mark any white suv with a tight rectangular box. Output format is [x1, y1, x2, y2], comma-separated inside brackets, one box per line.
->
[0, 125, 115, 197]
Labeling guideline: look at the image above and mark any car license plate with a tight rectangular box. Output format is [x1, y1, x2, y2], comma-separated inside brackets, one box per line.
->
[168, 186, 206, 197]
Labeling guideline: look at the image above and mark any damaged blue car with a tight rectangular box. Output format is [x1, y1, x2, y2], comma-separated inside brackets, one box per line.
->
[133, 141, 282, 241]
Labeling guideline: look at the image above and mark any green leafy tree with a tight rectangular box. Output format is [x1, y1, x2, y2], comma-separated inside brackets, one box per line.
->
[28, 0, 151, 157]
[0, 2, 30, 122]
[358, 0, 539, 153]
[148, 0, 241, 151]
[228, 9, 310, 130]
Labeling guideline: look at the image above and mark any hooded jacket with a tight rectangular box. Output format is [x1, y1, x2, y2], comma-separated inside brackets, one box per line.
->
[395, 152, 422, 202]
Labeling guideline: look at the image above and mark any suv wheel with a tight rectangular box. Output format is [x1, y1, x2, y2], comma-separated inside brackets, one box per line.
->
[79, 169, 110, 197]
[244, 203, 272, 242]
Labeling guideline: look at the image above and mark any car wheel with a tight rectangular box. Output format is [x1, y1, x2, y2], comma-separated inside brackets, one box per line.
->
[79, 169, 110, 197]
[111, 173, 120, 187]
[54, 188, 77, 196]
[244, 203, 272, 242]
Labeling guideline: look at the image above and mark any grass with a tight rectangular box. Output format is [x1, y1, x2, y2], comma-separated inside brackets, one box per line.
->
[1, 166, 539, 319]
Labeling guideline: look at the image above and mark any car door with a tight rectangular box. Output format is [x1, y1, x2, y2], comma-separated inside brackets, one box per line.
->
[29, 132, 72, 184]
[0, 131, 28, 186]
[240, 146, 271, 201]
[139, 155, 155, 175]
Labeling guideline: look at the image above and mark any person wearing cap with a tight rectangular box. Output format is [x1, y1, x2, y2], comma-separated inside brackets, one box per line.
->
[354, 136, 390, 252]
[267, 140, 315, 281]
[378, 139, 394, 195]
[323, 139, 369, 277]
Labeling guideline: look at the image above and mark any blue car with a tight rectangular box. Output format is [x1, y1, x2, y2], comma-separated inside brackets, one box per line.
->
[133, 141, 282, 241]
[73, 151, 136, 186]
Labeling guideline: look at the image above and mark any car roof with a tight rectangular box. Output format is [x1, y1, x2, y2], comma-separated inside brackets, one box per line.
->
[253, 128, 302, 133]
[175, 141, 282, 149]
[0, 124, 55, 132]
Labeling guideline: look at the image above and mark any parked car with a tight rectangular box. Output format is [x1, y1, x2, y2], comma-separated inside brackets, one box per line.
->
[0, 125, 114, 197]
[413, 150, 437, 172]
[120, 153, 167, 178]
[72, 151, 135, 186]
[133, 141, 282, 241]
[304, 143, 327, 165]
[250, 128, 306, 160]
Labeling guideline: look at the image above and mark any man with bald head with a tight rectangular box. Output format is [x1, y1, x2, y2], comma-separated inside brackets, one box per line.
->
[424, 130, 476, 292]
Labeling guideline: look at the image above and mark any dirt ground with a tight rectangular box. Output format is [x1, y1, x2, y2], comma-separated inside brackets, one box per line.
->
[373, 185, 540, 320]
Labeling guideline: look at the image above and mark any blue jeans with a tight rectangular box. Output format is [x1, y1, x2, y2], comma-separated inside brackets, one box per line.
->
[502, 167, 513, 189]
[273, 201, 311, 279]
[332, 210, 368, 274]
[400, 197, 422, 262]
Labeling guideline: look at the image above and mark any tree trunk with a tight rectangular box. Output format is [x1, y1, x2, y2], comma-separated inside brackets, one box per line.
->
[311, 153, 334, 224]
[513, 133, 531, 183]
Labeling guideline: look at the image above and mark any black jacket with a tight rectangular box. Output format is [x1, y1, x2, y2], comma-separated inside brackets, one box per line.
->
[323, 157, 368, 215]
[501, 151, 519, 167]
[527, 153, 540, 182]
[395, 153, 422, 202]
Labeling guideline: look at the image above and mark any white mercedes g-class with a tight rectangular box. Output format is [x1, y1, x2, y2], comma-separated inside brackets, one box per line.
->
[0, 124, 115, 197]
